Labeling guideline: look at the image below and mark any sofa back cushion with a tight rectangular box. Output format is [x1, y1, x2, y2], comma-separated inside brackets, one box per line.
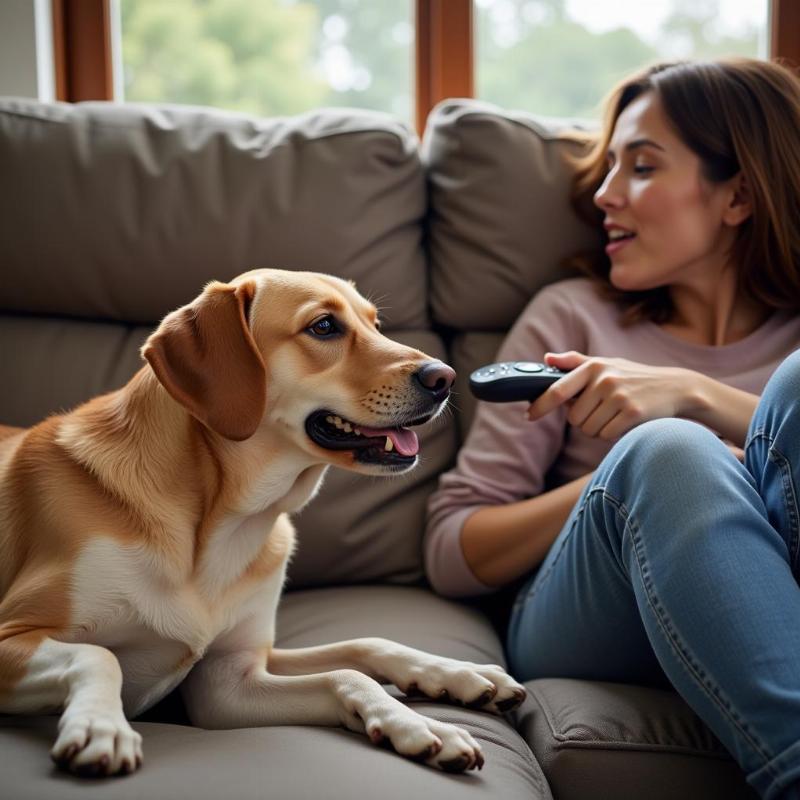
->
[0, 97, 454, 588]
[0, 98, 427, 330]
[421, 99, 601, 437]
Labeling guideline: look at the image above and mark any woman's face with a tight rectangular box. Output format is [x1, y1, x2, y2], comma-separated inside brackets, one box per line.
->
[593, 91, 743, 295]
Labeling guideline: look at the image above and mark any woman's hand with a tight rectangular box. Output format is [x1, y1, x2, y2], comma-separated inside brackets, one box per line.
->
[527, 351, 696, 441]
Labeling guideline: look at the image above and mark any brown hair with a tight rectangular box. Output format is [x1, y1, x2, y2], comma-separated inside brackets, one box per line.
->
[568, 58, 800, 325]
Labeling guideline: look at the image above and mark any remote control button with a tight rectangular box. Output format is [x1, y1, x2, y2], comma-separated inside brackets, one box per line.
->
[514, 362, 544, 373]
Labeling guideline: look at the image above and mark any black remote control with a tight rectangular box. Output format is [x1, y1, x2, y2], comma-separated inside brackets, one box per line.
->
[469, 361, 569, 402]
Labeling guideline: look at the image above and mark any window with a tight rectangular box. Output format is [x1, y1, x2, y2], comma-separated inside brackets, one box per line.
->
[119, 0, 414, 123]
[54, 0, 797, 133]
[476, 0, 769, 118]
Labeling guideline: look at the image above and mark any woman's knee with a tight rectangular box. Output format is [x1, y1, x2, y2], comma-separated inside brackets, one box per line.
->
[751, 350, 800, 437]
[599, 418, 728, 487]
[766, 349, 800, 397]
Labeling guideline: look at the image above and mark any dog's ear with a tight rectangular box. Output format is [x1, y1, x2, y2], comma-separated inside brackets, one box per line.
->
[142, 280, 266, 441]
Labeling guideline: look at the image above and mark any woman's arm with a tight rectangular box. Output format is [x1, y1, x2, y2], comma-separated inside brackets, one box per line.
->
[459, 366, 759, 588]
[456, 367, 757, 590]
[530, 352, 759, 447]
[682, 371, 759, 447]
[460, 472, 593, 588]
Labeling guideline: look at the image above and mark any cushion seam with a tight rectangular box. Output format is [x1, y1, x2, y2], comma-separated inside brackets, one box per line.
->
[527, 684, 733, 760]
[549, 738, 734, 759]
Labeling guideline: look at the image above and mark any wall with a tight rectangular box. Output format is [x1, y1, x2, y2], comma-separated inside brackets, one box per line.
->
[0, 0, 54, 100]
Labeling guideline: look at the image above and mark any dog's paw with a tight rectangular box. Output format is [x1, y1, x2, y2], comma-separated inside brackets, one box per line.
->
[402, 660, 527, 714]
[361, 704, 483, 772]
[423, 717, 485, 772]
[468, 664, 527, 714]
[51, 706, 143, 777]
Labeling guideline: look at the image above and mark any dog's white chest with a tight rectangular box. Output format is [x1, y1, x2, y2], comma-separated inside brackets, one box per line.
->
[70, 538, 211, 643]
[66, 537, 252, 715]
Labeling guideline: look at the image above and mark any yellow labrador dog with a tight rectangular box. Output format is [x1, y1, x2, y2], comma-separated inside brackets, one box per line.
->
[0, 269, 526, 777]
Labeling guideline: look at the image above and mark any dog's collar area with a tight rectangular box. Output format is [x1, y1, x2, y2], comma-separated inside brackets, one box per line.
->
[305, 409, 422, 465]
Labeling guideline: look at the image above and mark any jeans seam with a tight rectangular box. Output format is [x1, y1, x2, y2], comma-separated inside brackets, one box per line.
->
[515, 486, 607, 609]
[745, 426, 769, 452]
[602, 488, 778, 775]
[773, 446, 800, 568]
[748, 429, 800, 569]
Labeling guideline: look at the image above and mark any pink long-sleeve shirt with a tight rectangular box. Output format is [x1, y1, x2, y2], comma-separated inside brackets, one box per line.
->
[425, 277, 800, 598]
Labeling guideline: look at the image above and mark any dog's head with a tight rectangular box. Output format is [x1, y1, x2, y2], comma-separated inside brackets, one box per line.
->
[141, 269, 455, 476]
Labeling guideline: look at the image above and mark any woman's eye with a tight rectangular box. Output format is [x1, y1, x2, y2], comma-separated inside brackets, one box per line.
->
[633, 164, 654, 174]
[309, 316, 338, 337]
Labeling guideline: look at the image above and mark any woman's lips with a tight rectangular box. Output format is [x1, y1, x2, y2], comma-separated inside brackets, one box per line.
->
[605, 235, 636, 256]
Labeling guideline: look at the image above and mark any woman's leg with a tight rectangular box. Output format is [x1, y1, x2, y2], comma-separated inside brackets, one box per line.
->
[507, 354, 800, 800]
[744, 349, 800, 573]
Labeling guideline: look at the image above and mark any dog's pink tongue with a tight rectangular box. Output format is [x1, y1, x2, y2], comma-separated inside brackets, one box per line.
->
[359, 426, 419, 456]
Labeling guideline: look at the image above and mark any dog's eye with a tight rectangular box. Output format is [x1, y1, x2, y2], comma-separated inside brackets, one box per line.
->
[308, 315, 339, 338]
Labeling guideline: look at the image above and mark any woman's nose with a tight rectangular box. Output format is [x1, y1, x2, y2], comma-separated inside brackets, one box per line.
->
[593, 168, 625, 211]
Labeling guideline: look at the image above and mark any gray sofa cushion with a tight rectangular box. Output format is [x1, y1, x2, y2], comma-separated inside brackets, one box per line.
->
[0, 314, 152, 427]
[516, 678, 757, 800]
[448, 331, 505, 442]
[276, 585, 507, 663]
[0, 98, 427, 331]
[0, 715, 550, 800]
[422, 98, 602, 332]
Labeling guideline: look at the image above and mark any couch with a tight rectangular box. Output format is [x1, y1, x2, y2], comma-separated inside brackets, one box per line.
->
[0, 96, 758, 799]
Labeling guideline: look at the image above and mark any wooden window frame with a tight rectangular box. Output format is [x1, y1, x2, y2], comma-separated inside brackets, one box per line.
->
[415, 0, 472, 134]
[771, 0, 800, 71]
[52, 0, 113, 102]
[54, 0, 799, 134]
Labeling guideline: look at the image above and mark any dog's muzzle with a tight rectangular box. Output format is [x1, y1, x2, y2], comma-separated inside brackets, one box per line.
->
[305, 360, 456, 471]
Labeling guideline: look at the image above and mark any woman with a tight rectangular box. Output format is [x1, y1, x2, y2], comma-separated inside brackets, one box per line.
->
[425, 58, 800, 800]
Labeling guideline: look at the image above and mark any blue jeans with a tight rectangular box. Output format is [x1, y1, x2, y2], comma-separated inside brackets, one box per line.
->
[507, 350, 800, 800]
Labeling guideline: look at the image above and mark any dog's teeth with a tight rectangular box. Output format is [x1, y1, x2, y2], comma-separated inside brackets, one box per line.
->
[334, 416, 342, 426]
[354, 428, 361, 436]
[385, 437, 393, 452]
[326, 416, 334, 424]
[343, 423, 352, 433]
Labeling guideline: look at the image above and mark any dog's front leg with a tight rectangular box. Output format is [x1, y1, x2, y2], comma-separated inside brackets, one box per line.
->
[269, 638, 527, 713]
[181, 647, 484, 772]
[0, 632, 142, 776]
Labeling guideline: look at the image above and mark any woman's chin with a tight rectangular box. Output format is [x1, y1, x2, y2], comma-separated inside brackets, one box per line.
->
[609, 265, 640, 292]
[609, 263, 660, 293]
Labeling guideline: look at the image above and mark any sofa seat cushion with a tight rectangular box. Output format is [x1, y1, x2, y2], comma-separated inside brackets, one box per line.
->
[276, 584, 508, 664]
[0, 586, 551, 799]
[516, 678, 757, 800]
[0, 713, 550, 800]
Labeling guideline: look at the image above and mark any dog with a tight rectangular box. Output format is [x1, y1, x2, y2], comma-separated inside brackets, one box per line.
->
[0, 268, 526, 777]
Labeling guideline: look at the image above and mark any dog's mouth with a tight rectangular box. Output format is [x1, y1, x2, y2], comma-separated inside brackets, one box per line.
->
[305, 410, 432, 468]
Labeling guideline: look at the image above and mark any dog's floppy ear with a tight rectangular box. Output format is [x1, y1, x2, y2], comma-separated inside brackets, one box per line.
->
[142, 280, 266, 441]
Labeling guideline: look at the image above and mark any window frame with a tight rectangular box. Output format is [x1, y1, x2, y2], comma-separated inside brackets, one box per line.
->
[52, 0, 113, 102]
[53, 0, 799, 135]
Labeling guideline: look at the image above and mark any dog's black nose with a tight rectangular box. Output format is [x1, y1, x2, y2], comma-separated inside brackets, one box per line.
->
[414, 361, 456, 401]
